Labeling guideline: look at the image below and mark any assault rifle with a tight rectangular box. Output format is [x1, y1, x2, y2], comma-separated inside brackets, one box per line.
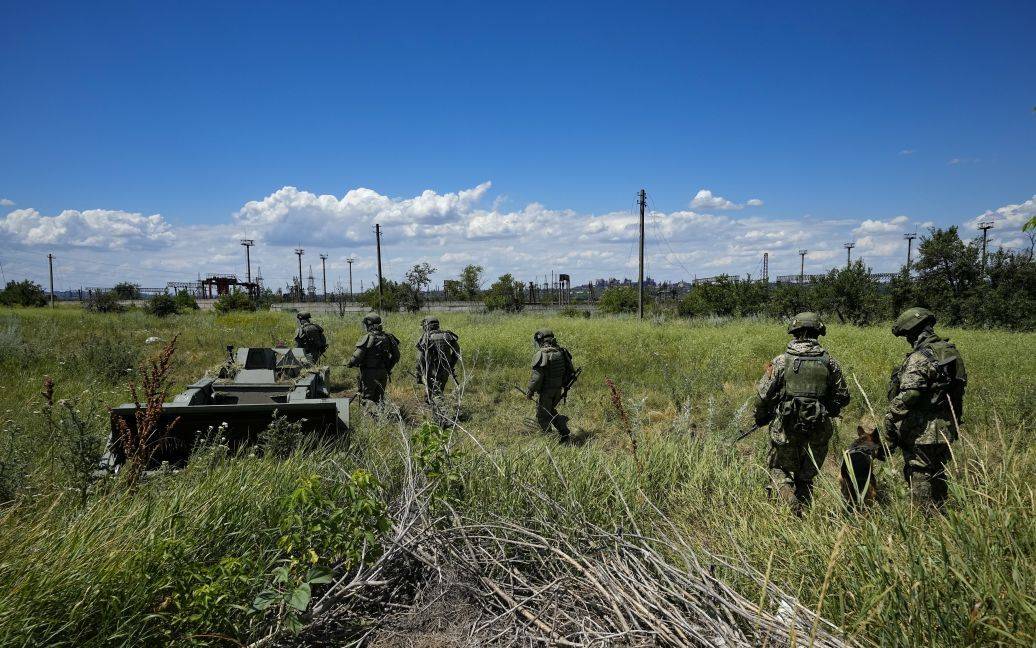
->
[731, 423, 762, 445]
[562, 367, 582, 402]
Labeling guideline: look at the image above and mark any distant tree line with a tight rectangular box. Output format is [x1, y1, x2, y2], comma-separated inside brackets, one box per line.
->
[599, 226, 1035, 331]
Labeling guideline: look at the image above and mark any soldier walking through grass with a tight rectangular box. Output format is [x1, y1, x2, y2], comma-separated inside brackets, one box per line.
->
[347, 313, 400, 403]
[415, 317, 461, 404]
[753, 312, 850, 513]
[526, 329, 577, 442]
[884, 307, 966, 512]
[294, 312, 328, 362]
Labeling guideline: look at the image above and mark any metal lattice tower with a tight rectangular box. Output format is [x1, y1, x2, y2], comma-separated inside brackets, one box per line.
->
[844, 242, 855, 268]
[294, 248, 304, 301]
[978, 220, 994, 273]
[798, 249, 808, 283]
[904, 232, 917, 270]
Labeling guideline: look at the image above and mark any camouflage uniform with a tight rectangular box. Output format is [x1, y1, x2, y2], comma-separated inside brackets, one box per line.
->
[885, 308, 966, 511]
[753, 313, 850, 511]
[526, 329, 576, 441]
[347, 314, 400, 403]
[415, 317, 461, 403]
[294, 313, 328, 362]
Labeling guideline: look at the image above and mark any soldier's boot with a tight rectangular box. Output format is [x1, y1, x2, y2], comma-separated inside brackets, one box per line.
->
[554, 414, 572, 443]
[906, 446, 950, 514]
[793, 479, 815, 511]
[766, 470, 799, 513]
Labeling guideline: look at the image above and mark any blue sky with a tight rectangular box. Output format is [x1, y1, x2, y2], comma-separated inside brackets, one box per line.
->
[1, 1, 1034, 290]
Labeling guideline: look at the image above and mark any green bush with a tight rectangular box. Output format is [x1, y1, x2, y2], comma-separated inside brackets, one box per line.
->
[73, 336, 140, 383]
[111, 282, 140, 300]
[598, 285, 643, 314]
[0, 280, 48, 307]
[483, 274, 525, 312]
[214, 291, 257, 314]
[173, 291, 199, 311]
[144, 294, 179, 317]
[84, 291, 125, 313]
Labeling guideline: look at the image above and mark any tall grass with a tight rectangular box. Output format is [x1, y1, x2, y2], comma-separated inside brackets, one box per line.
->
[0, 307, 1032, 646]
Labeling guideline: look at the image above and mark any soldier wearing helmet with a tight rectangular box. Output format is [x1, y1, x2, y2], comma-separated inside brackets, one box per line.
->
[526, 329, 576, 442]
[885, 307, 967, 511]
[293, 312, 328, 362]
[347, 312, 400, 403]
[415, 316, 461, 404]
[752, 312, 850, 513]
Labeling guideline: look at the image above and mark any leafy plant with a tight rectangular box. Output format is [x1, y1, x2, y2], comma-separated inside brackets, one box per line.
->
[411, 422, 464, 507]
[84, 290, 125, 313]
[214, 291, 257, 313]
[483, 273, 525, 312]
[259, 411, 305, 458]
[173, 290, 199, 311]
[0, 280, 47, 307]
[144, 294, 179, 317]
[253, 471, 388, 634]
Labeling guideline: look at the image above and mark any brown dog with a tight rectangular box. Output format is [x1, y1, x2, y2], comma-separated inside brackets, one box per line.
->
[839, 426, 885, 510]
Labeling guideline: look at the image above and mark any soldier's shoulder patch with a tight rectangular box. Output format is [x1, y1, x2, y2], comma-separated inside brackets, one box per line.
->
[764, 361, 774, 379]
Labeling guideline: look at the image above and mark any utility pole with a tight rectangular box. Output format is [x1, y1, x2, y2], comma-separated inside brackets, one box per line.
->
[294, 247, 304, 302]
[240, 239, 254, 283]
[47, 253, 55, 307]
[844, 242, 855, 268]
[904, 232, 917, 271]
[978, 220, 994, 273]
[374, 224, 384, 312]
[319, 254, 328, 301]
[798, 249, 808, 284]
[637, 189, 647, 319]
[346, 257, 355, 300]
[762, 252, 769, 283]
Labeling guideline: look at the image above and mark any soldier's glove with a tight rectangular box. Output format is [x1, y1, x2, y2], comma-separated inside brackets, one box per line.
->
[883, 417, 900, 455]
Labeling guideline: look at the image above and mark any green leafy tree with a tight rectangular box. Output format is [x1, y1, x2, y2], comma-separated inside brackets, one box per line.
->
[85, 290, 125, 313]
[598, 285, 643, 314]
[214, 291, 256, 314]
[112, 282, 140, 300]
[173, 291, 199, 311]
[357, 280, 407, 312]
[458, 264, 484, 300]
[812, 260, 885, 325]
[403, 262, 436, 312]
[912, 227, 982, 325]
[144, 294, 179, 317]
[483, 274, 525, 312]
[0, 280, 47, 307]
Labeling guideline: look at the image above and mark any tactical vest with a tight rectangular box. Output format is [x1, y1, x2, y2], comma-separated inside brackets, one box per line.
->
[889, 338, 966, 420]
[539, 346, 569, 390]
[363, 332, 398, 370]
[423, 330, 457, 369]
[779, 352, 831, 433]
[301, 323, 327, 352]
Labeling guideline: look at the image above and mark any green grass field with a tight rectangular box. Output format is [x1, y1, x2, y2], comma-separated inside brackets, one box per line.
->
[0, 307, 1033, 646]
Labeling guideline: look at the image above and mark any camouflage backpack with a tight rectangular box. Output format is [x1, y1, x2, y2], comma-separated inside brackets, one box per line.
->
[888, 338, 967, 421]
[424, 330, 458, 369]
[778, 352, 832, 434]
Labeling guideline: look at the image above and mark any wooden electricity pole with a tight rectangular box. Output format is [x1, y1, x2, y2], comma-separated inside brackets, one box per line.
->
[637, 189, 646, 319]
[375, 224, 384, 312]
[47, 253, 55, 307]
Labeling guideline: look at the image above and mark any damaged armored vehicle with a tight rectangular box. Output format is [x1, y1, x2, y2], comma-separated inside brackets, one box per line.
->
[99, 346, 350, 472]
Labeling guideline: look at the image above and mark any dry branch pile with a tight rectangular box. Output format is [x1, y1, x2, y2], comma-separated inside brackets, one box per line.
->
[269, 417, 855, 648]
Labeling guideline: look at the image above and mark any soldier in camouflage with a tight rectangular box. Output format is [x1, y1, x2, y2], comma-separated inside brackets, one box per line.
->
[884, 307, 966, 512]
[294, 312, 328, 362]
[347, 313, 401, 403]
[526, 329, 576, 442]
[415, 317, 461, 403]
[753, 312, 850, 512]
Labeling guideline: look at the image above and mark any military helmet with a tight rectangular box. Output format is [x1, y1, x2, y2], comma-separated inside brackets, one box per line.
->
[787, 312, 826, 336]
[297, 312, 311, 320]
[892, 307, 935, 337]
[533, 328, 556, 344]
[424, 317, 440, 329]
[362, 313, 382, 328]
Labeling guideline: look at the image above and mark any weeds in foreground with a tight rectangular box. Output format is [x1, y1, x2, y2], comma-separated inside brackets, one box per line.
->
[117, 336, 181, 486]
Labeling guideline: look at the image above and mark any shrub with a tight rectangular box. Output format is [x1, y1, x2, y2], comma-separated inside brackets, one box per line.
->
[173, 291, 199, 311]
[214, 291, 256, 314]
[259, 411, 305, 458]
[598, 285, 643, 314]
[358, 281, 407, 312]
[0, 280, 48, 307]
[74, 335, 140, 383]
[144, 294, 178, 317]
[111, 282, 140, 300]
[812, 260, 884, 325]
[484, 274, 525, 312]
[85, 290, 125, 313]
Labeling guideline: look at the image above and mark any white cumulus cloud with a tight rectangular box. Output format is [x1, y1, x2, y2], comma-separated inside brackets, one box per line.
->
[0, 198, 14, 207]
[0, 208, 174, 249]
